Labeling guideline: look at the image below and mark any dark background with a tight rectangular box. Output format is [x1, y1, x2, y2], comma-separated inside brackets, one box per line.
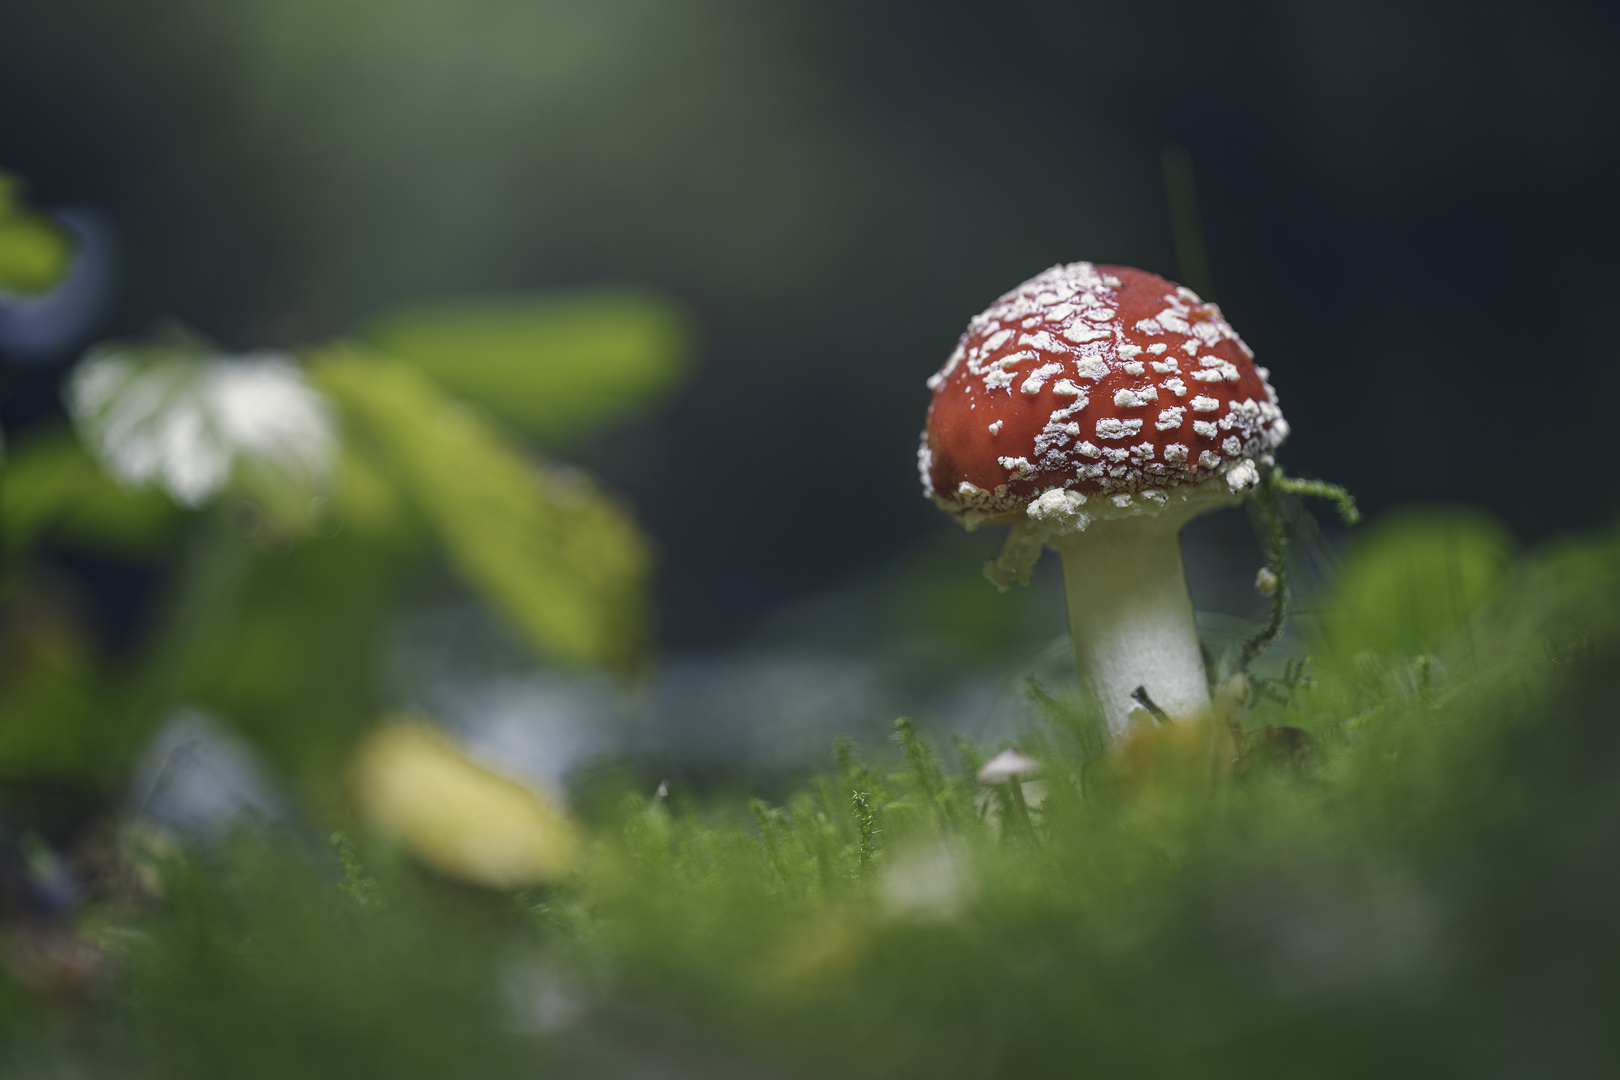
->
[2, 0, 1616, 649]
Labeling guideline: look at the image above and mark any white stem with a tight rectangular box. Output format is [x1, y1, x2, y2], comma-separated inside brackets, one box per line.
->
[1053, 515, 1209, 741]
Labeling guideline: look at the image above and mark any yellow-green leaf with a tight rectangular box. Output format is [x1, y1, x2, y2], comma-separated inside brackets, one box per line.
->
[312, 347, 652, 672]
[350, 718, 581, 888]
[364, 287, 693, 441]
[0, 171, 74, 295]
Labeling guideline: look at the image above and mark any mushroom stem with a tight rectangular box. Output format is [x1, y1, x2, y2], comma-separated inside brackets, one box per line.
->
[1005, 777, 1035, 837]
[1053, 513, 1210, 741]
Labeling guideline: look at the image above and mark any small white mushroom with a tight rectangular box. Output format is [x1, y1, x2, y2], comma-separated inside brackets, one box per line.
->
[976, 748, 1044, 786]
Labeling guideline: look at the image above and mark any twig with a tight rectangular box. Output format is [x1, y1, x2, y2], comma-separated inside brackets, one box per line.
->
[1130, 685, 1173, 726]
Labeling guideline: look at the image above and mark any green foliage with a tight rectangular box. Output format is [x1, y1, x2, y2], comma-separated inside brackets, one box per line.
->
[1315, 504, 1516, 659]
[569, 523, 1620, 1078]
[0, 170, 73, 296]
[0, 286, 677, 799]
[0, 426, 180, 559]
[0, 426, 175, 781]
[313, 347, 654, 672]
[851, 789, 876, 876]
[331, 831, 384, 911]
[2, 513, 1616, 1077]
[0, 578, 117, 778]
[122, 840, 532, 1080]
[365, 287, 694, 442]
[153, 518, 420, 787]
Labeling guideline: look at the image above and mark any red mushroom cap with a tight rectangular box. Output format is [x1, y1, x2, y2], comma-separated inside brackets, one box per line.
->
[920, 263, 1287, 530]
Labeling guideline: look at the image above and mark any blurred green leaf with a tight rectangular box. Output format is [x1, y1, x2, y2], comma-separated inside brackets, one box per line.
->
[364, 287, 693, 441]
[0, 427, 179, 558]
[153, 520, 424, 790]
[312, 347, 653, 672]
[0, 579, 112, 779]
[0, 171, 73, 295]
[1315, 504, 1518, 658]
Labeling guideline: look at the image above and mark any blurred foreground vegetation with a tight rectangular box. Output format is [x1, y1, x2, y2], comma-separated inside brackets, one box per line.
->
[3, 499, 1617, 1078]
[2, 172, 1618, 1077]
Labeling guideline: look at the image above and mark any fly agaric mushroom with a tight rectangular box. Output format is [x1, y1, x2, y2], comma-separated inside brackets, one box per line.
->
[919, 263, 1288, 739]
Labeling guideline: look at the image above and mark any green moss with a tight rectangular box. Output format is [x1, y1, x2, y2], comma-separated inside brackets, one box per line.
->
[562, 520, 1620, 1077]
[8, 509, 1620, 1076]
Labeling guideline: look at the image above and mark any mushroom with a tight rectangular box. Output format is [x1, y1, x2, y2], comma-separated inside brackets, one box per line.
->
[976, 749, 1043, 833]
[975, 748, 1044, 786]
[919, 263, 1288, 740]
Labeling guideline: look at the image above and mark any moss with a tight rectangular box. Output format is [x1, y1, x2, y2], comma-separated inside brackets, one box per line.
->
[7, 516, 1620, 1077]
